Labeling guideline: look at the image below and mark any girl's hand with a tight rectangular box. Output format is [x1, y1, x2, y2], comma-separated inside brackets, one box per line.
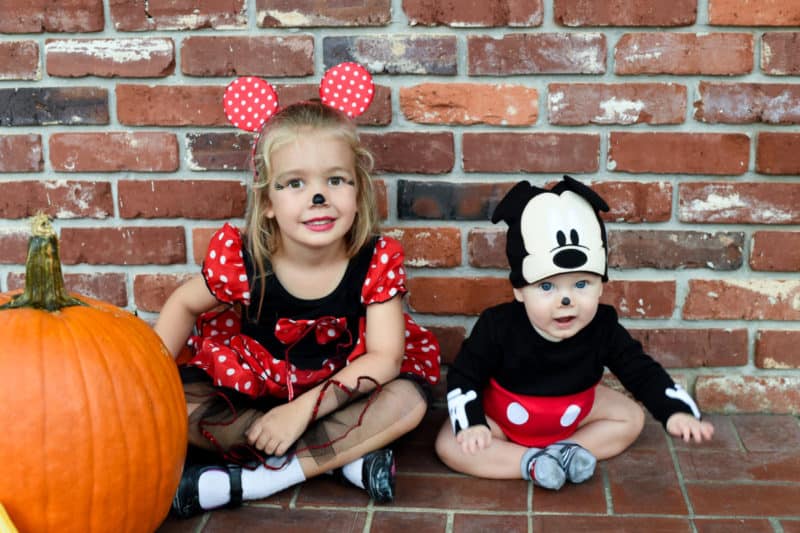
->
[456, 425, 492, 455]
[246, 400, 312, 456]
[666, 412, 715, 443]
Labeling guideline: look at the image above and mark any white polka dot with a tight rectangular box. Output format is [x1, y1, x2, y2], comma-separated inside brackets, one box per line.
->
[560, 405, 582, 427]
[225, 239, 234, 247]
[220, 256, 227, 265]
[327, 328, 336, 337]
[380, 253, 389, 264]
[506, 402, 529, 425]
[387, 270, 396, 279]
[220, 275, 228, 283]
[210, 250, 217, 259]
[244, 381, 252, 390]
[239, 274, 247, 282]
[226, 368, 235, 376]
[389, 288, 397, 297]
[218, 355, 226, 363]
[225, 318, 234, 327]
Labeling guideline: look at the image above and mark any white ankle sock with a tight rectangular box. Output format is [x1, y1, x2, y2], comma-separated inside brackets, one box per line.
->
[341, 457, 365, 489]
[198, 468, 232, 510]
[241, 456, 306, 500]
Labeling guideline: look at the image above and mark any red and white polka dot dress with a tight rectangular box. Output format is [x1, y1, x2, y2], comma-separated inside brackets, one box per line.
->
[185, 224, 441, 399]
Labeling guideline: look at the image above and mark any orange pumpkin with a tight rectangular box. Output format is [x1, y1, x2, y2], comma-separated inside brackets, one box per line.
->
[0, 215, 187, 533]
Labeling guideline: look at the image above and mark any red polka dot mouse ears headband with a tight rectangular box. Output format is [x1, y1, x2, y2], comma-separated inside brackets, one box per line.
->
[223, 62, 375, 133]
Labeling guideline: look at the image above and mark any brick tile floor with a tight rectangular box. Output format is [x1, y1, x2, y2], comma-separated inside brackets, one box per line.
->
[157, 410, 800, 532]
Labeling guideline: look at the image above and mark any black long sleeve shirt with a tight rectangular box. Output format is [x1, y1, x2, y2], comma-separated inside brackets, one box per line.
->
[446, 302, 699, 432]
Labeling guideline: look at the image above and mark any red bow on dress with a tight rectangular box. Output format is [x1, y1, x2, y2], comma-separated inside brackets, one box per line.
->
[274, 316, 349, 346]
[273, 316, 351, 401]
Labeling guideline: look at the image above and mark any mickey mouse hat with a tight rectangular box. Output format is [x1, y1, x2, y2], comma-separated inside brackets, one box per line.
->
[491, 175, 610, 288]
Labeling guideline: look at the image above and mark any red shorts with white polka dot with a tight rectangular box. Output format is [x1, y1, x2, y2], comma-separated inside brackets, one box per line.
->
[483, 378, 597, 448]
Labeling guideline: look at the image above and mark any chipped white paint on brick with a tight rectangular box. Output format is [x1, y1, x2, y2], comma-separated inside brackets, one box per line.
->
[0, 226, 27, 236]
[763, 90, 800, 123]
[42, 179, 71, 190]
[761, 357, 792, 369]
[405, 258, 432, 267]
[186, 152, 206, 171]
[595, 97, 645, 124]
[723, 279, 800, 302]
[606, 157, 617, 171]
[45, 39, 172, 63]
[683, 189, 794, 222]
[383, 228, 404, 240]
[681, 192, 746, 221]
[260, 10, 315, 26]
[549, 91, 566, 113]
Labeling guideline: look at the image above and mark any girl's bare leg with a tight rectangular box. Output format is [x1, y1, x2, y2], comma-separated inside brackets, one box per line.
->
[295, 378, 427, 477]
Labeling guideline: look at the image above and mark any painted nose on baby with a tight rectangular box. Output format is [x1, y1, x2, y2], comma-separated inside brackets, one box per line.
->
[312, 193, 326, 205]
[561, 296, 571, 306]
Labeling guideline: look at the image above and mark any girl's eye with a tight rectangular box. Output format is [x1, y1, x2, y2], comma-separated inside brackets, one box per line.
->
[539, 282, 553, 291]
[576, 280, 587, 289]
[287, 179, 303, 189]
[328, 176, 344, 186]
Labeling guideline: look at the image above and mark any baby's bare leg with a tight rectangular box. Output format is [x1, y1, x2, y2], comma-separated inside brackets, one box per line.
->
[569, 384, 645, 460]
[434, 417, 528, 479]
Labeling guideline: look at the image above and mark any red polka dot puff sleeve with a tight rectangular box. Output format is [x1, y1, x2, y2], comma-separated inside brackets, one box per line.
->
[361, 236, 407, 304]
[202, 223, 251, 305]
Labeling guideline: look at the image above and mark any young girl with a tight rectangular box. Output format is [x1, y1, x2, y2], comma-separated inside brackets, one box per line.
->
[435, 176, 713, 490]
[156, 65, 440, 518]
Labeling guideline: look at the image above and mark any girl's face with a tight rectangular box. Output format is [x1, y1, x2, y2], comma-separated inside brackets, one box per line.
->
[512, 272, 603, 342]
[264, 129, 358, 255]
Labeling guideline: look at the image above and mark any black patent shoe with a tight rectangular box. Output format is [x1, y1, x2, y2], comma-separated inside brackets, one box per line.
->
[361, 448, 396, 503]
[171, 463, 243, 519]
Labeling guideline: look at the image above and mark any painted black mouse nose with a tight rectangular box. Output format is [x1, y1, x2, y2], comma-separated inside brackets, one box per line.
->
[561, 297, 571, 306]
[312, 193, 325, 205]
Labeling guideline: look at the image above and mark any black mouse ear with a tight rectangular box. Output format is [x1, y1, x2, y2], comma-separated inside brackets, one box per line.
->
[491, 181, 543, 224]
[556, 175, 609, 213]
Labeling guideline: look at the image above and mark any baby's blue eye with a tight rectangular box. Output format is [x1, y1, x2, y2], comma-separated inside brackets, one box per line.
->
[576, 280, 587, 289]
[539, 282, 553, 291]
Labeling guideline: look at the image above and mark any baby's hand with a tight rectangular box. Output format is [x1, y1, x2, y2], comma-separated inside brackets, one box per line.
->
[666, 412, 715, 443]
[456, 424, 492, 455]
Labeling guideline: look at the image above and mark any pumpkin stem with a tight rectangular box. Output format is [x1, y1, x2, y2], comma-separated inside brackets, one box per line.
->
[0, 213, 86, 312]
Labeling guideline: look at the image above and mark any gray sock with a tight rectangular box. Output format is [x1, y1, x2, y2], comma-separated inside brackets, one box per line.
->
[546, 441, 596, 484]
[520, 447, 566, 490]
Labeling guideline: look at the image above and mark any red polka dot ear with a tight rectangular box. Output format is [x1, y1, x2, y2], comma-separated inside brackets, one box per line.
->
[223, 77, 279, 132]
[319, 62, 375, 118]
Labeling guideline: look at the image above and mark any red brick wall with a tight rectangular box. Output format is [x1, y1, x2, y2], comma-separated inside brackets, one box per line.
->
[1, 0, 799, 414]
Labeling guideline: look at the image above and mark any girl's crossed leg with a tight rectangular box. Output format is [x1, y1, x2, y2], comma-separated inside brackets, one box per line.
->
[174, 378, 427, 517]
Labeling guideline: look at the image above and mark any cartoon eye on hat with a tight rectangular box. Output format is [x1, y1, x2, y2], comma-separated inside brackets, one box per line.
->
[492, 176, 610, 288]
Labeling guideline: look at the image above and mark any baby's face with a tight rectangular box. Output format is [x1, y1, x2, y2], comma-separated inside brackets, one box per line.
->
[513, 272, 603, 342]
